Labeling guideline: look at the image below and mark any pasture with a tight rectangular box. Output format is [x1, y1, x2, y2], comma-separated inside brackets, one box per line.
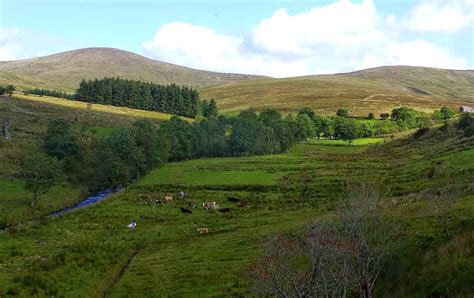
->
[1, 125, 473, 296]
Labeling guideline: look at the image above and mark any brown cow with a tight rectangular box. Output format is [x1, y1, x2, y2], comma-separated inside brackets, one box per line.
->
[238, 201, 248, 208]
[164, 196, 173, 202]
[202, 201, 219, 210]
[197, 227, 209, 234]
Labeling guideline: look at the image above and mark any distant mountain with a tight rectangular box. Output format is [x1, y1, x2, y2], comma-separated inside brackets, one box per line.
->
[201, 66, 474, 116]
[0, 47, 263, 92]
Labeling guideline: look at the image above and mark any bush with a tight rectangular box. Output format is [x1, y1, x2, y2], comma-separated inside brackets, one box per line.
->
[457, 113, 473, 130]
[380, 113, 390, 120]
[464, 125, 474, 137]
[368, 112, 375, 119]
[433, 106, 456, 120]
[336, 108, 349, 118]
[414, 127, 430, 139]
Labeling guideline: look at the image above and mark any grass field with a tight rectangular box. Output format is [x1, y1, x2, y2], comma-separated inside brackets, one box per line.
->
[1, 126, 472, 296]
[305, 137, 385, 146]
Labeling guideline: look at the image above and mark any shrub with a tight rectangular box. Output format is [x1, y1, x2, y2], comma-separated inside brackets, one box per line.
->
[380, 113, 390, 120]
[433, 106, 456, 120]
[336, 108, 349, 118]
[414, 127, 430, 139]
[457, 113, 473, 130]
[368, 112, 375, 119]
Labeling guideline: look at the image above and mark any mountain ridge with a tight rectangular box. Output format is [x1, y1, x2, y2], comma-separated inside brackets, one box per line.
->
[1, 47, 473, 116]
[0, 47, 264, 91]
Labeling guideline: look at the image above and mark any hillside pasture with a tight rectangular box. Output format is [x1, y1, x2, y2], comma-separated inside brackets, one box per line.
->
[1, 126, 472, 296]
[201, 67, 474, 116]
[12, 93, 193, 122]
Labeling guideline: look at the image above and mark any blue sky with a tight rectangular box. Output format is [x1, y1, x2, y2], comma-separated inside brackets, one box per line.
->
[1, 0, 473, 76]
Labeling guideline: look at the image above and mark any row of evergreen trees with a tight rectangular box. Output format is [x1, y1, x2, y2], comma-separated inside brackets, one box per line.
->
[75, 77, 200, 117]
[25, 88, 75, 100]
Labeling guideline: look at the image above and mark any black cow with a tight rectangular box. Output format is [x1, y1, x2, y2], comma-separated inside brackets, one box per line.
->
[227, 197, 241, 203]
[180, 207, 192, 215]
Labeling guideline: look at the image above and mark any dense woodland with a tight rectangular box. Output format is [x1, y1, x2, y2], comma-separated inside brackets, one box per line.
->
[75, 78, 201, 117]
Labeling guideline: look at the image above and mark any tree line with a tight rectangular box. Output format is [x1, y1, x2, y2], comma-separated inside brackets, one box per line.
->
[21, 105, 464, 202]
[75, 77, 200, 117]
[304, 106, 458, 143]
[24, 88, 75, 100]
[0, 85, 15, 97]
[21, 107, 314, 200]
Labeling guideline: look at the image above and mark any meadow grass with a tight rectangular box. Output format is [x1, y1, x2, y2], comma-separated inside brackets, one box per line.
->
[305, 137, 385, 146]
[0, 124, 472, 296]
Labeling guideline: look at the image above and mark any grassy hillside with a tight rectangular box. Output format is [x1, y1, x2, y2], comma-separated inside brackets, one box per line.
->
[201, 66, 474, 116]
[1, 125, 472, 296]
[12, 93, 192, 122]
[0, 47, 262, 92]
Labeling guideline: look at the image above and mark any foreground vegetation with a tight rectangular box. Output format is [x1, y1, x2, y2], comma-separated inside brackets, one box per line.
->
[0, 120, 473, 296]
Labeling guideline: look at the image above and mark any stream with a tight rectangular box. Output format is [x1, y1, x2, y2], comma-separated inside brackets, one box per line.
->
[50, 189, 114, 217]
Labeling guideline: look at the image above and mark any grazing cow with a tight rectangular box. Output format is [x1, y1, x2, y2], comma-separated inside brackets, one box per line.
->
[238, 201, 248, 208]
[227, 197, 241, 203]
[203, 201, 219, 210]
[197, 227, 209, 234]
[127, 220, 137, 230]
[180, 207, 192, 215]
[178, 191, 185, 200]
[189, 202, 197, 208]
[164, 196, 173, 202]
[219, 207, 231, 213]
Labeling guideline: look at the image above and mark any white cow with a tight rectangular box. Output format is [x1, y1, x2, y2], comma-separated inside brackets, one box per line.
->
[127, 220, 137, 230]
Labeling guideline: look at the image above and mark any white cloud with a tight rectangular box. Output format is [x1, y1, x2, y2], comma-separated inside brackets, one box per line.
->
[0, 27, 82, 61]
[0, 27, 24, 60]
[252, 0, 381, 55]
[406, 0, 473, 33]
[143, 0, 471, 77]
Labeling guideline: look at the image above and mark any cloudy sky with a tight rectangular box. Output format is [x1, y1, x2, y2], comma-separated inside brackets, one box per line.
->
[1, 0, 473, 77]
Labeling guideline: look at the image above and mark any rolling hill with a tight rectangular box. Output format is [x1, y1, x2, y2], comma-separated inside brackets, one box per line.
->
[0, 47, 262, 92]
[201, 66, 474, 116]
[1, 47, 473, 116]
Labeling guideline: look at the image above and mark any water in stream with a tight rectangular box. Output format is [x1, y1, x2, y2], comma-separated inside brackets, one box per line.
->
[50, 189, 113, 217]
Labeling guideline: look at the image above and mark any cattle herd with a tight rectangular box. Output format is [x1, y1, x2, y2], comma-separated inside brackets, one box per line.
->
[130, 193, 248, 235]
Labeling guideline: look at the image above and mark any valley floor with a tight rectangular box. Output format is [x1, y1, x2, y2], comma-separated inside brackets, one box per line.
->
[0, 128, 473, 296]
